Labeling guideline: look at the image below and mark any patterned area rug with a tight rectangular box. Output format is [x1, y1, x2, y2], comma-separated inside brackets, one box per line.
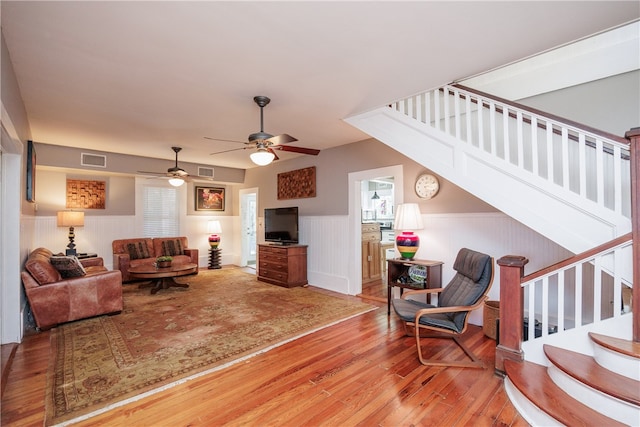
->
[45, 269, 375, 426]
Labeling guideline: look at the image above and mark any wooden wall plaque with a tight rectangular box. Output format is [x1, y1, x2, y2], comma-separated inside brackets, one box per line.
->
[66, 179, 106, 209]
[277, 166, 316, 200]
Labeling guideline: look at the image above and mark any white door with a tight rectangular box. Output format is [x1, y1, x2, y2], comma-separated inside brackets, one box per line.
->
[240, 189, 257, 267]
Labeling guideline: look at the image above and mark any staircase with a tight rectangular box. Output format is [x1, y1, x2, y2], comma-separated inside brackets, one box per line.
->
[505, 335, 640, 426]
[345, 84, 632, 254]
[345, 84, 639, 425]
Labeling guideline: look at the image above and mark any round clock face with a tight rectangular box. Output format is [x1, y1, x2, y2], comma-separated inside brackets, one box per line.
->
[415, 174, 439, 199]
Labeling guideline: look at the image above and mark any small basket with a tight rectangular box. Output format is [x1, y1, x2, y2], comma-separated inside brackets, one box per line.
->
[483, 300, 500, 340]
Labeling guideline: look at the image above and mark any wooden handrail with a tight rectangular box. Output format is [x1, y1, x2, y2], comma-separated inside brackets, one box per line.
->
[452, 84, 630, 146]
[522, 233, 632, 283]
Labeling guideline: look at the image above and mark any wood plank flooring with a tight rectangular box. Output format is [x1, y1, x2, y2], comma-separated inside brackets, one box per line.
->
[1, 284, 527, 426]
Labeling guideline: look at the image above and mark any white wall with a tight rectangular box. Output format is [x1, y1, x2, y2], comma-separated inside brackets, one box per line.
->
[31, 214, 240, 272]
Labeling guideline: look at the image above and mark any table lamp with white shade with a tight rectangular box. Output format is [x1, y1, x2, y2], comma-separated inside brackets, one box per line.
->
[393, 203, 424, 260]
[57, 211, 85, 256]
[208, 220, 222, 248]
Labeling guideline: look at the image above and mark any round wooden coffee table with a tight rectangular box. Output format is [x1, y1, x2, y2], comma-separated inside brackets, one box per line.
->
[128, 263, 198, 294]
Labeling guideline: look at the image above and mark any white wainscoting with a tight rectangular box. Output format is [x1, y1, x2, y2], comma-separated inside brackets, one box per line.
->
[30, 212, 572, 328]
[33, 216, 137, 269]
[32, 215, 238, 270]
[300, 215, 351, 294]
[300, 212, 572, 326]
[420, 213, 573, 325]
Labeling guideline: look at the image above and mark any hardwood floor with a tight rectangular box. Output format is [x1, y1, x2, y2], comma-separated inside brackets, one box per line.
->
[360, 278, 388, 302]
[1, 286, 527, 426]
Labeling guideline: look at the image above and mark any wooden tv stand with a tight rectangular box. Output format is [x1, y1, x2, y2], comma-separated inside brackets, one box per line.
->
[257, 244, 308, 288]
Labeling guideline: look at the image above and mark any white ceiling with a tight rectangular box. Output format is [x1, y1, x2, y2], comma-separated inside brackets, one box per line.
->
[2, 1, 638, 169]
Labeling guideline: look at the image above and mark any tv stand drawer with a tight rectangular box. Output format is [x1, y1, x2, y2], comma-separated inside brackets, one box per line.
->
[257, 244, 308, 288]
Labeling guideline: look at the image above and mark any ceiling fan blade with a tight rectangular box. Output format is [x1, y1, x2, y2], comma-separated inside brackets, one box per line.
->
[209, 146, 252, 156]
[273, 145, 320, 155]
[267, 147, 280, 161]
[204, 136, 247, 144]
[137, 170, 166, 176]
[266, 134, 297, 146]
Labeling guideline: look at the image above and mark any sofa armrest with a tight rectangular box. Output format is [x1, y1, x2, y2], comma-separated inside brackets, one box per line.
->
[113, 253, 132, 282]
[184, 248, 199, 271]
[80, 257, 104, 268]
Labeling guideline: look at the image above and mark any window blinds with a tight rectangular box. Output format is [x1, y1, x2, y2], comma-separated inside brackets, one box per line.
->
[142, 185, 179, 237]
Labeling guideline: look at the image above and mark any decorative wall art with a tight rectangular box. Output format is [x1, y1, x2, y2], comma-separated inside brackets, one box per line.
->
[26, 140, 36, 202]
[195, 186, 225, 211]
[66, 179, 106, 209]
[277, 166, 316, 200]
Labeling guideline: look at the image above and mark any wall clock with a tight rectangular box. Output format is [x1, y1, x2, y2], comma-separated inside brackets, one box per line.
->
[415, 173, 440, 199]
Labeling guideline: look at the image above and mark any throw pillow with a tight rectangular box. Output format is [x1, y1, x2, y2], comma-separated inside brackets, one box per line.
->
[25, 255, 62, 285]
[161, 239, 184, 256]
[50, 256, 87, 279]
[126, 242, 151, 260]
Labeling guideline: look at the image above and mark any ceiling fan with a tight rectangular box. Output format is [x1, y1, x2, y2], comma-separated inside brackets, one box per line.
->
[206, 95, 320, 166]
[137, 146, 208, 187]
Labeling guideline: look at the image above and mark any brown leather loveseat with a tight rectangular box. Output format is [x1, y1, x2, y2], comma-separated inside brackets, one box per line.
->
[21, 248, 123, 330]
[112, 237, 199, 282]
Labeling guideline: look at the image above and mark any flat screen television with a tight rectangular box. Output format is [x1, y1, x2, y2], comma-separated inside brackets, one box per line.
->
[264, 207, 299, 245]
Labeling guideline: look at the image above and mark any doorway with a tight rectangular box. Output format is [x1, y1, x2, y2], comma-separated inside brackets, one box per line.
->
[360, 176, 396, 301]
[347, 165, 404, 296]
[240, 188, 257, 268]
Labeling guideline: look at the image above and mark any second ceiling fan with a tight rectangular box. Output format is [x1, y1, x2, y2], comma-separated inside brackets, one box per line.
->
[206, 95, 320, 166]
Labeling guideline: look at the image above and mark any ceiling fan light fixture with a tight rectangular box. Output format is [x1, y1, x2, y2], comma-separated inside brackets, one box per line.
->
[168, 177, 185, 187]
[250, 149, 275, 166]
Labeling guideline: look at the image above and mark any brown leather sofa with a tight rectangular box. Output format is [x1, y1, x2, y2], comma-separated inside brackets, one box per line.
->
[112, 237, 199, 282]
[21, 248, 123, 330]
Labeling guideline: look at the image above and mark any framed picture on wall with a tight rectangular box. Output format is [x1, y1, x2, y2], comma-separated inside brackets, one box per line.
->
[195, 186, 225, 211]
[26, 140, 36, 202]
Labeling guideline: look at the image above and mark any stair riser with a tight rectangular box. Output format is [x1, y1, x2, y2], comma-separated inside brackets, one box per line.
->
[504, 377, 562, 426]
[547, 364, 640, 425]
[593, 344, 640, 381]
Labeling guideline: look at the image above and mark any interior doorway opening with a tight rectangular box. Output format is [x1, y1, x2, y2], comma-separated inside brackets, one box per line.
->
[240, 189, 257, 268]
[360, 176, 396, 301]
[348, 165, 403, 297]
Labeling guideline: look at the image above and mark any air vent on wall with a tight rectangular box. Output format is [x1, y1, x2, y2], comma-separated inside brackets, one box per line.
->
[198, 167, 214, 178]
[81, 153, 107, 168]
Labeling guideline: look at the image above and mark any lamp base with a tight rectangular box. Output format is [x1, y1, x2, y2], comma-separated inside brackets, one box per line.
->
[208, 234, 221, 248]
[66, 225, 77, 256]
[396, 231, 420, 260]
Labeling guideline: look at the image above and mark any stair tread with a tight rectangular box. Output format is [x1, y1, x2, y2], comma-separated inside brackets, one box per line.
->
[544, 344, 640, 406]
[589, 332, 640, 359]
[504, 359, 626, 427]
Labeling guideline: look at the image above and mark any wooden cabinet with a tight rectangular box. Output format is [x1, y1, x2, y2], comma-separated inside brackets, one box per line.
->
[257, 244, 308, 288]
[362, 223, 381, 283]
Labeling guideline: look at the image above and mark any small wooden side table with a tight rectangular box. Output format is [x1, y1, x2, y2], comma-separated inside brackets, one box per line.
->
[208, 248, 222, 269]
[76, 252, 98, 259]
[387, 258, 443, 315]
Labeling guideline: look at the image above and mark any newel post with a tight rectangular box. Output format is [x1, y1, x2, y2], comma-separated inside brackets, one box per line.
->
[494, 255, 528, 375]
[625, 127, 639, 342]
